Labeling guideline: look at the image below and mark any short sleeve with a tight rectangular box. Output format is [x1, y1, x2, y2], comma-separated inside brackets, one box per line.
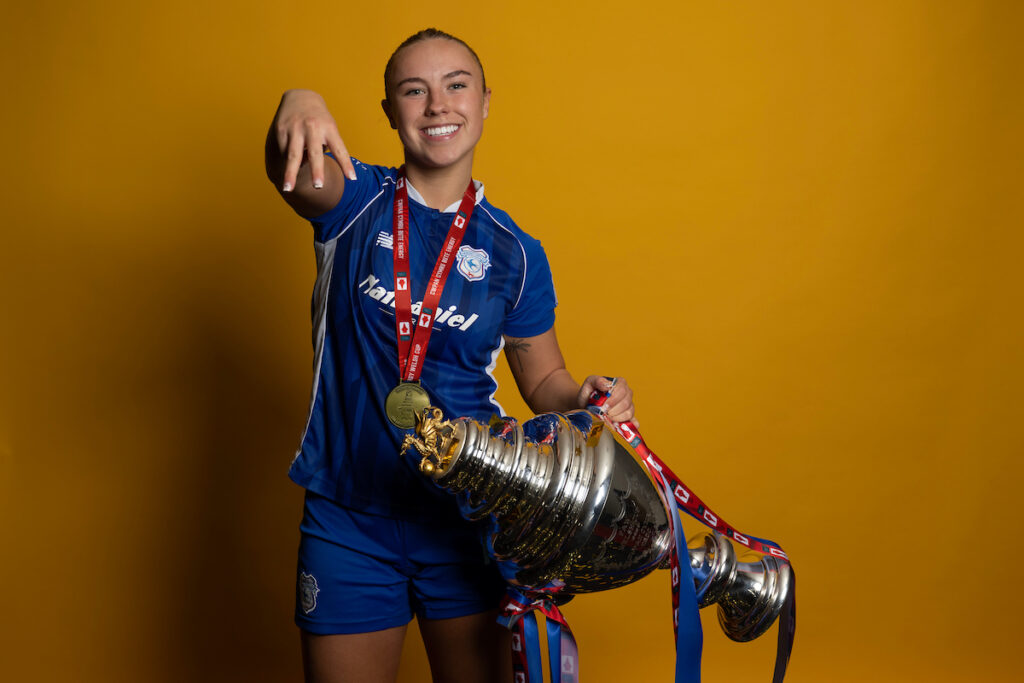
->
[308, 159, 390, 243]
[503, 238, 558, 338]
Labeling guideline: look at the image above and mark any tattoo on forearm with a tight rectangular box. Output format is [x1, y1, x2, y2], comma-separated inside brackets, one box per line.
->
[506, 339, 531, 373]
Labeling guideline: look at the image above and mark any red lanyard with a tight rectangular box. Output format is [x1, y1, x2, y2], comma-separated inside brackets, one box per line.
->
[392, 169, 478, 382]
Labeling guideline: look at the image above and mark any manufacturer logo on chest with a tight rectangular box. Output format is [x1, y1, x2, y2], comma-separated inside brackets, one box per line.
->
[455, 245, 491, 282]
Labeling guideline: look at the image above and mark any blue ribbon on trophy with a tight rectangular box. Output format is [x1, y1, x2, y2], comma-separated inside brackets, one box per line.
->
[400, 393, 795, 682]
[497, 588, 579, 683]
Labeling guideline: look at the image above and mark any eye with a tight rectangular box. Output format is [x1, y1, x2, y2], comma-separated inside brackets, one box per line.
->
[403, 87, 425, 96]
[449, 82, 467, 90]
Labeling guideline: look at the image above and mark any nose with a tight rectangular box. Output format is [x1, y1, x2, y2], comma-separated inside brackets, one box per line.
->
[425, 89, 449, 116]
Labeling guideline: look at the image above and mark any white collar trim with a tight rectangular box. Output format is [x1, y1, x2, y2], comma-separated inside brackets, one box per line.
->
[405, 178, 485, 213]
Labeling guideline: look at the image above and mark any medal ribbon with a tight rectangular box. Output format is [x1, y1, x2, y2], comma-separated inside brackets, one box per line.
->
[392, 169, 478, 382]
[587, 382, 796, 683]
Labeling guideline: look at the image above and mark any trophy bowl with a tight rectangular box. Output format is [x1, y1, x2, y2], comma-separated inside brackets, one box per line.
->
[405, 408, 672, 596]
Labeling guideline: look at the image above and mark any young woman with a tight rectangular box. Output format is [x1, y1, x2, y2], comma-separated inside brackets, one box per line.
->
[266, 29, 636, 683]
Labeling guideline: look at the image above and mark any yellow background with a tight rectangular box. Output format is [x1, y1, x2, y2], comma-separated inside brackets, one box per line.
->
[3, 1, 1022, 681]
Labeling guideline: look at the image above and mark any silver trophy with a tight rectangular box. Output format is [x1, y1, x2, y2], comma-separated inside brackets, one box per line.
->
[402, 407, 792, 641]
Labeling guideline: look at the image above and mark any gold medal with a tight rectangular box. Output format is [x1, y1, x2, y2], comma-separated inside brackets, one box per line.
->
[385, 382, 431, 429]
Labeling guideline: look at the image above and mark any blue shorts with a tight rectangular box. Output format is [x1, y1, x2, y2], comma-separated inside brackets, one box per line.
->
[295, 491, 506, 634]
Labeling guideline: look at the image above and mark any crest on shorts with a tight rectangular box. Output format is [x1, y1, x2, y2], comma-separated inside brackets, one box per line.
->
[456, 245, 490, 282]
[299, 572, 320, 614]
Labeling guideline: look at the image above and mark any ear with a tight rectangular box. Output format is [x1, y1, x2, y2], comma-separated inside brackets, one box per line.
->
[381, 98, 397, 129]
[482, 88, 491, 120]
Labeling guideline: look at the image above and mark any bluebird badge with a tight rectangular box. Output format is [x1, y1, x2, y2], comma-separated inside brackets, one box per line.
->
[456, 245, 491, 282]
[299, 572, 320, 614]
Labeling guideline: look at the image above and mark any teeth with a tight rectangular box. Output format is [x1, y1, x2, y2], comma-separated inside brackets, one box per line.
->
[425, 124, 459, 136]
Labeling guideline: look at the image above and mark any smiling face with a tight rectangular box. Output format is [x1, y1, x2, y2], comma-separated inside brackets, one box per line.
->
[382, 38, 491, 177]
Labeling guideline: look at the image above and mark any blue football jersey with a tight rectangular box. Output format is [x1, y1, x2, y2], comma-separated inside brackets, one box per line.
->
[289, 160, 558, 518]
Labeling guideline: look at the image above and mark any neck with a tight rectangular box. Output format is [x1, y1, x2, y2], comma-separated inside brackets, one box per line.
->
[403, 156, 475, 210]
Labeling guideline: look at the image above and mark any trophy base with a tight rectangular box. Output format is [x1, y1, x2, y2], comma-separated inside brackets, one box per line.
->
[690, 532, 793, 642]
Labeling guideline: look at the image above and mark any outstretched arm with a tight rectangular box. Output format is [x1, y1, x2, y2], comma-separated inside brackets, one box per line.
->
[265, 89, 357, 218]
[504, 327, 635, 422]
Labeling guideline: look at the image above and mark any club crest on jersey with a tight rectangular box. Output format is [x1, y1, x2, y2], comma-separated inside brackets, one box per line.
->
[299, 572, 320, 614]
[456, 245, 490, 282]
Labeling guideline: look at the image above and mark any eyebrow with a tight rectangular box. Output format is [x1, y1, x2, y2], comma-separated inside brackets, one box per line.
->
[394, 70, 474, 89]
